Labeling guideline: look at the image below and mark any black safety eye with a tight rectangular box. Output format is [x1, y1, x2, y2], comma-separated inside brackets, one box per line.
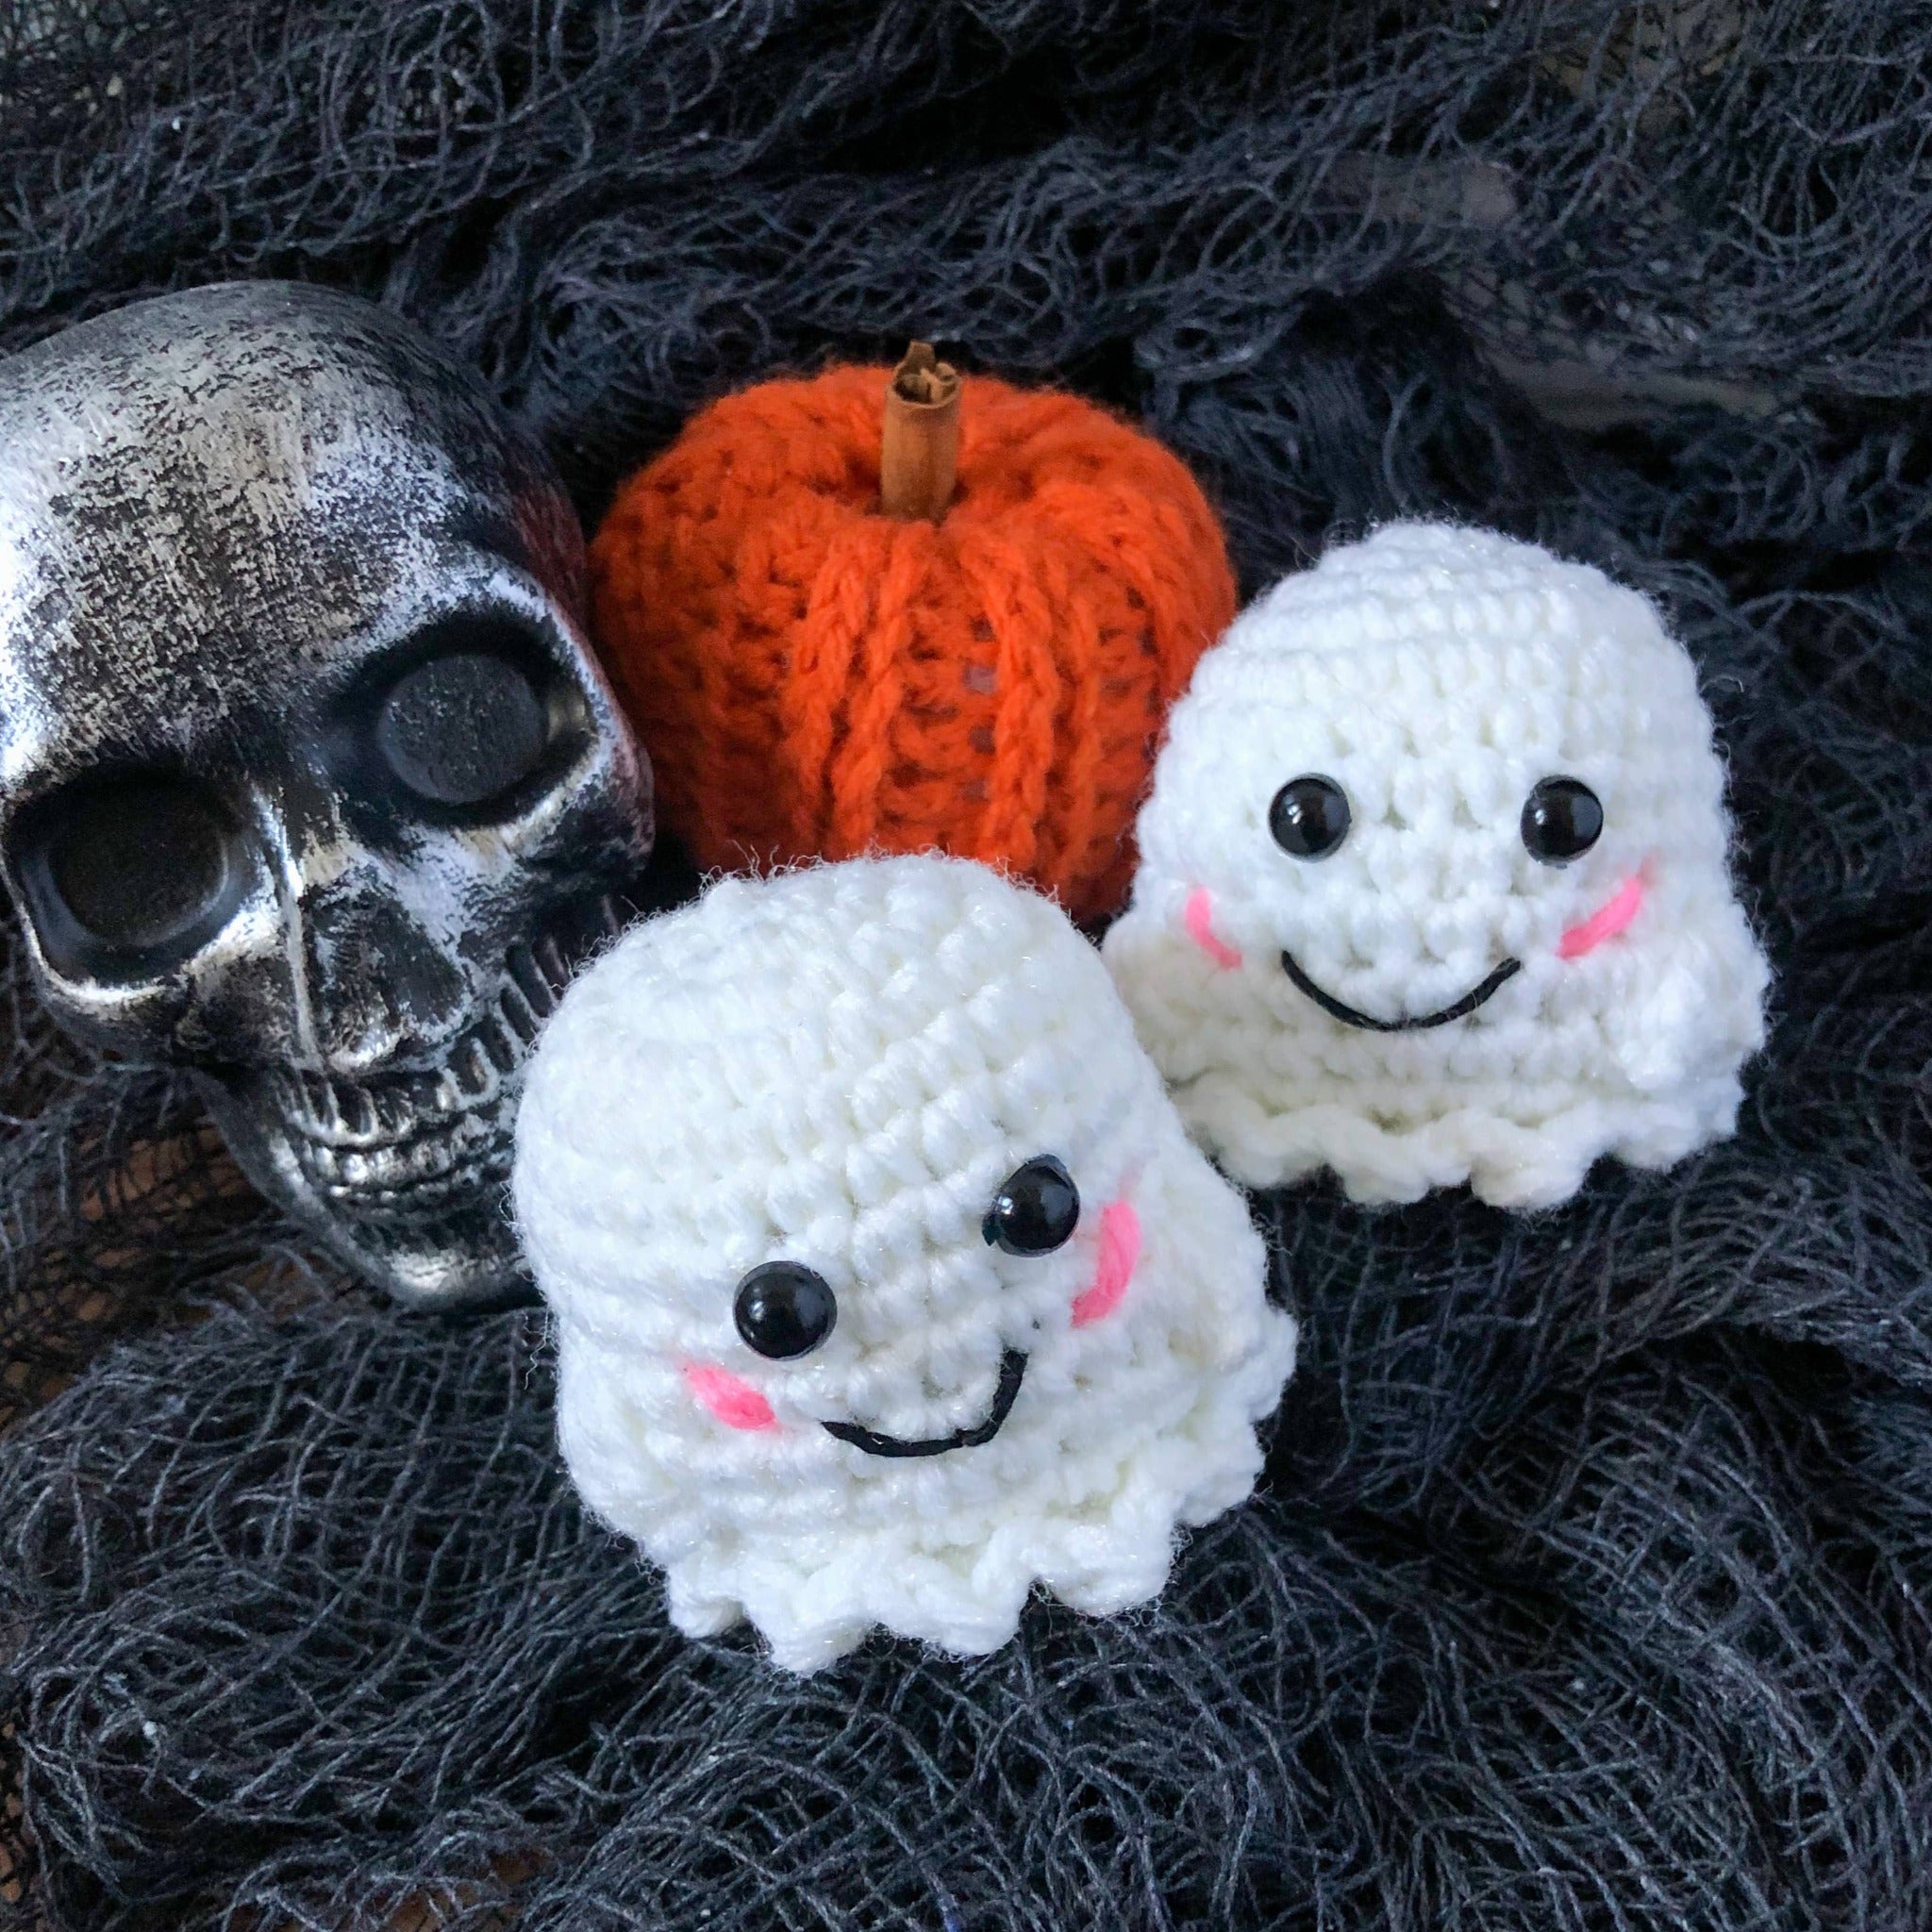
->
[15, 770, 245, 971]
[1268, 774, 1351, 859]
[734, 1261, 838, 1359]
[1521, 776, 1604, 866]
[375, 648, 549, 808]
[983, 1155, 1081, 1256]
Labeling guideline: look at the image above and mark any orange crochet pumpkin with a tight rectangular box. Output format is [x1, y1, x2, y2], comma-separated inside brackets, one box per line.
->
[588, 349, 1236, 922]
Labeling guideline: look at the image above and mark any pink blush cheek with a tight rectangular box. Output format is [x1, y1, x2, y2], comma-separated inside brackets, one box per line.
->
[1183, 887, 1243, 971]
[682, 1363, 778, 1431]
[1557, 871, 1648, 961]
[1072, 1198, 1141, 1327]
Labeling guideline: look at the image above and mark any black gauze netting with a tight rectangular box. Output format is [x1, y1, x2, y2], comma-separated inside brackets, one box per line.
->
[3, 1, 1931, 1926]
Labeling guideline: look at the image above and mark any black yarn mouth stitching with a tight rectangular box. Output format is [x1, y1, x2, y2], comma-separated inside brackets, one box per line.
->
[1280, 953, 1523, 1032]
[822, 1348, 1027, 1458]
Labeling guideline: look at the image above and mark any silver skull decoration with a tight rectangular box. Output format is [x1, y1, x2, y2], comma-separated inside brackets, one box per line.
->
[0, 283, 654, 1307]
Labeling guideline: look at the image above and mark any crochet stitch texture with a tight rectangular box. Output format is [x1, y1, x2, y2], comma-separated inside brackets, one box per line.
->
[512, 854, 1295, 1673]
[586, 365, 1235, 922]
[1105, 524, 1770, 1208]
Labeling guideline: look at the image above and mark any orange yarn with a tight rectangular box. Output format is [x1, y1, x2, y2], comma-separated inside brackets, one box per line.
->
[588, 363, 1237, 922]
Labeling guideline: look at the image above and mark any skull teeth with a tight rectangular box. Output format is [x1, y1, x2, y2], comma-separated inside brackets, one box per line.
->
[304, 1100, 511, 1199]
[454, 1037, 496, 1100]
[276, 1067, 443, 1148]
[267, 897, 621, 1184]
[499, 981, 543, 1045]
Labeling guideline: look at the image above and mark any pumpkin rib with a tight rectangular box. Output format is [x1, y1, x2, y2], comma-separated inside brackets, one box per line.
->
[588, 364, 1235, 921]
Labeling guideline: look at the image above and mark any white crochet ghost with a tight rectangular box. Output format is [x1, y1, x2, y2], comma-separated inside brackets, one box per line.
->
[1103, 523, 1770, 1209]
[512, 854, 1295, 1674]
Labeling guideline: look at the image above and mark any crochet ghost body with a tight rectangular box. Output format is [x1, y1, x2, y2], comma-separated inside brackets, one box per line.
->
[513, 855, 1295, 1673]
[1104, 524, 1770, 1208]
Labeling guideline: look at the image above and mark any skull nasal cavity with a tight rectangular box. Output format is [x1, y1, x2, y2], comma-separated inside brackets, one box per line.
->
[302, 887, 471, 1067]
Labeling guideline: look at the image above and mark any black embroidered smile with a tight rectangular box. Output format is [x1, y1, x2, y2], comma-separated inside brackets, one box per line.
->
[822, 1348, 1028, 1458]
[1280, 952, 1523, 1032]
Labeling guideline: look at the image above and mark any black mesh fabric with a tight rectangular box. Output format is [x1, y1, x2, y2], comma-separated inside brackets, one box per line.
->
[3, 2, 1931, 1925]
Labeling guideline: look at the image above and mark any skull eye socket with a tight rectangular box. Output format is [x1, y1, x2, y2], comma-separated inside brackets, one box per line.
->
[375, 650, 549, 808]
[20, 772, 240, 965]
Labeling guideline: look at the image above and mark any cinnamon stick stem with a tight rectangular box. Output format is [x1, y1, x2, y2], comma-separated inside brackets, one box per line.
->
[880, 341, 960, 522]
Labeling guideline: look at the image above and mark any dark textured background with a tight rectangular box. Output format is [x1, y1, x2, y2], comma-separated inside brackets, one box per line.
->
[2, 2, 1930, 1926]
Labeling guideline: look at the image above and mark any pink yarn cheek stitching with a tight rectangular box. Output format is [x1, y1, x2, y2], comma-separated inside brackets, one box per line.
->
[682, 1362, 779, 1431]
[1557, 869, 1649, 961]
[1072, 1197, 1141, 1327]
[1183, 887, 1242, 970]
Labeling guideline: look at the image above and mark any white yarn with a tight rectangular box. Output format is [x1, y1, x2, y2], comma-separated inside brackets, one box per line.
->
[1103, 523, 1771, 1208]
[512, 853, 1296, 1674]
